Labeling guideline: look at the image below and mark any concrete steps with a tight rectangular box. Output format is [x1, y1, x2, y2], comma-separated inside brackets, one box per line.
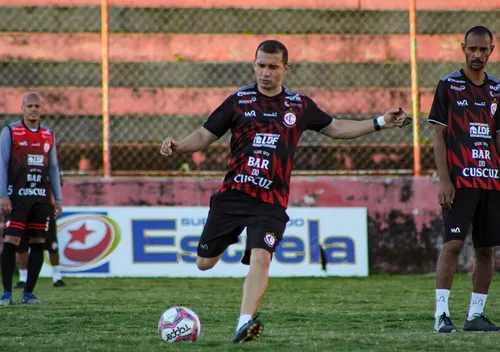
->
[1, 7, 499, 34]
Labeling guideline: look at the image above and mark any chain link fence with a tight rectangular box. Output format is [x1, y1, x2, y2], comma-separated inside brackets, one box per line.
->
[1, 5, 500, 175]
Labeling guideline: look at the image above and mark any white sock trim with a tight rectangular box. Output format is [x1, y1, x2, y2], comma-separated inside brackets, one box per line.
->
[468, 292, 487, 320]
[52, 265, 62, 283]
[19, 269, 28, 283]
[236, 314, 252, 332]
[435, 289, 451, 318]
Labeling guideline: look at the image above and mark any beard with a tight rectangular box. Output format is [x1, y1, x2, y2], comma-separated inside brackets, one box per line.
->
[469, 60, 485, 71]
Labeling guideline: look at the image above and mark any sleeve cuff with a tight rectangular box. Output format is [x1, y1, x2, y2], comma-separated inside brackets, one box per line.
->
[427, 119, 447, 126]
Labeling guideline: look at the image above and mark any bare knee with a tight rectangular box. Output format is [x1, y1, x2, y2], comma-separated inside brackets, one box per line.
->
[441, 240, 464, 256]
[29, 237, 46, 244]
[196, 256, 219, 271]
[4, 236, 21, 246]
[249, 249, 271, 269]
[475, 247, 494, 261]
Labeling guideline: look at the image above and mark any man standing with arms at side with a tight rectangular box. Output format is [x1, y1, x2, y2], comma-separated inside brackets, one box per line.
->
[429, 25, 500, 333]
[0, 93, 63, 305]
[160, 40, 409, 343]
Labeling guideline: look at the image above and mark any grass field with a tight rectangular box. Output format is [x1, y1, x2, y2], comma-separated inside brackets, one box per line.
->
[1, 274, 500, 351]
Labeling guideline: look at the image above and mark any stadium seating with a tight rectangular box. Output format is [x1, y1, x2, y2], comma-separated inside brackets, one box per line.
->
[1, 0, 499, 173]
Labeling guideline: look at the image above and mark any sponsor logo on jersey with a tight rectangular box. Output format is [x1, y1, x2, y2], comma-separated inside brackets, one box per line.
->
[450, 85, 466, 91]
[284, 101, 302, 108]
[244, 110, 256, 118]
[252, 133, 280, 149]
[238, 97, 257, 104]
[471, 149, 491, 160]
[237, 91, 257, 96]
[27, 154, 44, 166]
[27, 173, 42, 182]
[263, 112, 278, 117]
[18, 187, 47, 196]
[285, 94, 302, 102]
[469, 123, 491, 139]
[233, 174, 273, 189]
[247, 156, 269, 170]
[457, 100, 468, 107]
[462, 168, 499, 179]
[447, 78, 466, 84]
[18, 141, 28, 146]
[475, 101, 486, 107]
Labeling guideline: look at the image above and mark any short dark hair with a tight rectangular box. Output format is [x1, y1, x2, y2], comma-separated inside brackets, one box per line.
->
[255, 40, 288, 64]
[464, 25, 493, 44]
[22, 92, 43, 105]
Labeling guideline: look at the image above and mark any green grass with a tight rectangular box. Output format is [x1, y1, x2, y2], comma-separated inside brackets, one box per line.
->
[1, 274, 500, 351]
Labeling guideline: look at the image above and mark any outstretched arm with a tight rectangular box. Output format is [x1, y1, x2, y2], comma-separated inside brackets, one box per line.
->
[160, 127, 218, 156]
[321, 109, 407, 139]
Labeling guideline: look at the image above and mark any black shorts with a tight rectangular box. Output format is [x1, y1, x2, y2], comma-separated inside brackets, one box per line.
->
[4, 200, 52, 240]
[18, 214, 58, 253]
[442, 188, 500, 248]
[197, 190, 289, 265]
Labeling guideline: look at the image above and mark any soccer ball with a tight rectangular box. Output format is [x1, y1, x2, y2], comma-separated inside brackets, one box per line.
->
[158, 306, 201, 343]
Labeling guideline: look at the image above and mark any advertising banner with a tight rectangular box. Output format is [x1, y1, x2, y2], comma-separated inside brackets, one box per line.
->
[40, 207, 368, 277]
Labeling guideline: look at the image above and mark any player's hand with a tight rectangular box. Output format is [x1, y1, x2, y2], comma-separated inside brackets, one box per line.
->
[54, 202, 63, 219]
[0, 197, 12, 215]
[382, 108, 408, 128]
[438, 179, 455, 209]
[160, 138, 179, 156]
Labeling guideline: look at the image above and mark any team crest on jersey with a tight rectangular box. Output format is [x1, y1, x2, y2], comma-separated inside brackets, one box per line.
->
[491, 99, 498, 117]
[283, 111, 297, 127]
[44, 143, 50, 152]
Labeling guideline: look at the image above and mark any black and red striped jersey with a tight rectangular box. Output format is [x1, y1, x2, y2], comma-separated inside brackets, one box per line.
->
[203, 84, 333, 208]
[428, 69, 500, 190]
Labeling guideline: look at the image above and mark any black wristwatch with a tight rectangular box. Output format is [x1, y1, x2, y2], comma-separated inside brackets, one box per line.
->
[373, 117, 382, 131]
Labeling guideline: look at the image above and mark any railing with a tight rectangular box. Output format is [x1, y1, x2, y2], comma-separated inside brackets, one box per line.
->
[1, 0, 499, 176]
